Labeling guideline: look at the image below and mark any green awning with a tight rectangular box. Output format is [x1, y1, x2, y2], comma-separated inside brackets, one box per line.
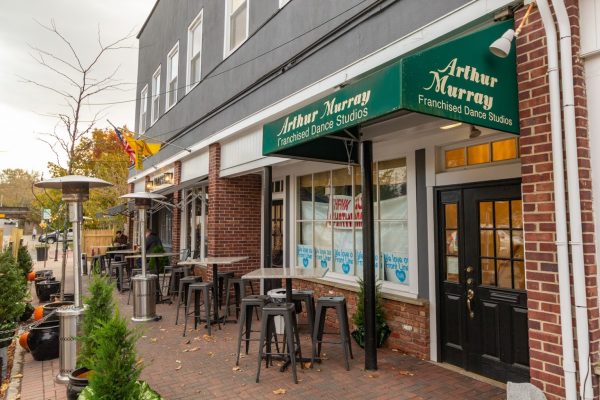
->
[263, 20, 519, 163]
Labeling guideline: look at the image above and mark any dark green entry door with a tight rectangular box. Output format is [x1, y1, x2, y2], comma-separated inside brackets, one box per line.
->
[437, 181, 529, 383]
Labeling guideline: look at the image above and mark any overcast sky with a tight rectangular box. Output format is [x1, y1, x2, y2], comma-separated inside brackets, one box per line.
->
[0, 0, 156, 174]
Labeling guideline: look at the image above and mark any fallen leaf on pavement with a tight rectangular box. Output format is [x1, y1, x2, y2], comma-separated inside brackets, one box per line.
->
[208, 352, 214, 357]
[232, 366, 241, 371]
[175, 365, 182, 371]
[183, 349, 189, 353]
[189, 347, 199, 352]
[398, 370, 414, 377]
[176, 360, 181, 364]
[391, 348, 399, 352]
[12, 373, 23, 379]
[150, 338, 158, 343]
[273, 388, 287, 395]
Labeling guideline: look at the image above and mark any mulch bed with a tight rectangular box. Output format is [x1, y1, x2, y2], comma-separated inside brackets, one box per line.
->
[0, 341, 16, 397]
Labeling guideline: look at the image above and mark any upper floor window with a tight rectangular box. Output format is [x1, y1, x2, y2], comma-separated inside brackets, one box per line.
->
[139, 85, 148, 133]
[224, 0, 249, 57]
[187, 10, 203, 91]
[151, 66, 161, 124]
[166, 42, 179, 110]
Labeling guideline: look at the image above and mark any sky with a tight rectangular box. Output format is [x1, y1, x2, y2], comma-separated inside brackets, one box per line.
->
[0, 0, 156, 175]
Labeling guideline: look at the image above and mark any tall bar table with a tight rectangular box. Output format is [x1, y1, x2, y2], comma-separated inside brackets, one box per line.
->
[196, 257, 249, 326]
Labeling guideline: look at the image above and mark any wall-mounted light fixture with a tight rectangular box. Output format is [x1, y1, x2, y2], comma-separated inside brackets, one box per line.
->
[489, 2, 535, 58]
[469, 125, 482, 139]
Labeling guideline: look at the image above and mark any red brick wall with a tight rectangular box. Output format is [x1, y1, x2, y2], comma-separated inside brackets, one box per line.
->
[206, 143, 262, 280]
[171, 161, 182, 259]
[293, 280, 429, 360]
[517, 2, 599, 398]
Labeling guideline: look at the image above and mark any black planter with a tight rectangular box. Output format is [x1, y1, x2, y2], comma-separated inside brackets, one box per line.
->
[50, 293, 75, 303]
[0, 324, 16, 349]
[20, 303, 35, 322]
[67, 367, 91, 400]
[27, 320, 59, 361]
[42, 301, 74, 322]
[36, 246, 49, 261]
[35, 280, 61, 302]
[351, 324, 392, 349]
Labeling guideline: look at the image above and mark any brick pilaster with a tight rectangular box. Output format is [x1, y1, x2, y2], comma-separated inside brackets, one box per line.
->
[207, 143, 262, 281]
[517, 2, 599, 398]
[172, 161, 182, 259]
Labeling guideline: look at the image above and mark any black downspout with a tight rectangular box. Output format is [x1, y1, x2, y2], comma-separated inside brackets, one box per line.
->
[360, 140, 377, 371]
[262, 166, 275, 293]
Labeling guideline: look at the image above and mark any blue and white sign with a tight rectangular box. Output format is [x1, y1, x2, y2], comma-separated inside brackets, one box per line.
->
[297, 245, 313, 268]
[316, 248, 332, 269]
[334, 249, 354, 275]
[383, 253, 409, 284]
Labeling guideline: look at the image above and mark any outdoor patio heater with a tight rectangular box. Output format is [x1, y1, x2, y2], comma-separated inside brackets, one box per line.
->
[34, 175, 113, 384]
[120, 192, 166, 322]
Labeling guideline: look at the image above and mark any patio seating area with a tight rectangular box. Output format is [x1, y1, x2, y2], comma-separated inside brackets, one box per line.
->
[15, 254, 506, 400]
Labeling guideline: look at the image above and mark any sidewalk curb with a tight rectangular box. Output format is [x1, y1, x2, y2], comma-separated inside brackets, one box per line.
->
[4, 341, 24, 400]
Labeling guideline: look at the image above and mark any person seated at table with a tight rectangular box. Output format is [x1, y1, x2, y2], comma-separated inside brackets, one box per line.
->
[113, 230, 129, 247]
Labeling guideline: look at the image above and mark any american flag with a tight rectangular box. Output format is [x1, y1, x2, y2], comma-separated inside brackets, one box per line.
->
[109, 122, 136, 166]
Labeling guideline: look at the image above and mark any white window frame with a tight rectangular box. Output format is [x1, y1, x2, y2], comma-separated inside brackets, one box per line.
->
[279, 0, 290, 8]
[187, 9, 204, 93]
[166, 42, 179, 111]
[223, 0, 250, 58]
[139, 84, 148, 134]
[151, 65, 161, 124]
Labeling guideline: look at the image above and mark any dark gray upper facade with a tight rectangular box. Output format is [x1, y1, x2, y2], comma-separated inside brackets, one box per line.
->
[133, 0, 470, 174]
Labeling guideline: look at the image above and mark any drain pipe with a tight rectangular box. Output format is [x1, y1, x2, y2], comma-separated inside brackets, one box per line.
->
[536, 1, 577, 398]
[550, 1, 595, 398]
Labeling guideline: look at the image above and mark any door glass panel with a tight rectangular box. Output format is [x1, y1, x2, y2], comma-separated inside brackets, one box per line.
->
[513, 261, 525, 290]
[512, 231, 524, 259]
[480, 202, 493, 228]
[495, 201, 510, 228]
[511, 200, 522, 228]
[445, 204, 457, 228]
[496, 230, 511, 258]
[444, 202, 459, 283]
[446, 256, 459, 283]
[497, 260, 512, 288]
[481, 258, 495, 285]
[480, 230, 494, 257]
[446, 230, 458, 256]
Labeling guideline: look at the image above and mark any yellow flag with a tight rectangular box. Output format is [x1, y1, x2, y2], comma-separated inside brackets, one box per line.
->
[124, 134, 161, 170]
[141, 141, 161, 157]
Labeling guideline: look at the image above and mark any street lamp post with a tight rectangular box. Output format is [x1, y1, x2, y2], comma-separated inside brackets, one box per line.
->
[120, 192, 166, 322]
[34, 175, 112, 384]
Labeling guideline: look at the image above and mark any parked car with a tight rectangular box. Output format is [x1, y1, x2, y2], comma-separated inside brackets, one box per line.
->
[38, 229, 73, 244]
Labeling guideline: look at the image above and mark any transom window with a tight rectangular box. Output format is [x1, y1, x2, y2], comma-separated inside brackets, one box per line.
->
[151, 66, 161, 124]
[225, 0, 248, 56]
[187, 10, 203, 90]
[139, 85, 148, 134]
[296, 158, 409, 285]
[444, 137, 519, 170]
[166, 42, 179, 110]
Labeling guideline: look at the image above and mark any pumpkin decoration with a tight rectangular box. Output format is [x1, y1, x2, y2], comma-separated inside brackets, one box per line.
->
[27, 271, 36, 281]
[19, 331, 30, 351]
[33, 306, 44, 321]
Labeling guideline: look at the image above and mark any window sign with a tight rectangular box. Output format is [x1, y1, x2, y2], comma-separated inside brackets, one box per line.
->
[297, 244, 313, 268]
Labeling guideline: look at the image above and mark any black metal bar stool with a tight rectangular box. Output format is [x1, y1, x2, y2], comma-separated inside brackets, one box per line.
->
[256, 302, 302, 384]
[175, 276, 202, 325]
[291, 289, 316, 335]
[235, 295, 275, 365]
[312, 296, 353, 371]
[183, 281, 218, 336]
[224, 278, 257, 322]
[216, 271, 234, 305]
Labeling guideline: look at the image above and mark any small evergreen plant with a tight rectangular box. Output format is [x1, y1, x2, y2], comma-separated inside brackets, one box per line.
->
[0, 251, 27, 330]
[86, 309, 141, 399]
[352, 278, 386, 328]
[78, 275, 115, 368]
[148, 244, 168, 274]
[17, 245, 33, 276]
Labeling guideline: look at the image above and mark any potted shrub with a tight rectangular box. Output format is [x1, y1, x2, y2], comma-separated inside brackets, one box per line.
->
[0, 251, 28, 379]
[351, 279, 391, 348]
[66, 275, 115, 400]
[17, 245, 33, 277]
[35, 244, 50, 262]
[79, 310, 162, 399]
[148, 244, 169, 274]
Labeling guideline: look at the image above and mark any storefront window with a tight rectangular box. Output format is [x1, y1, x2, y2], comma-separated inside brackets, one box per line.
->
[296, 157, 409, 285]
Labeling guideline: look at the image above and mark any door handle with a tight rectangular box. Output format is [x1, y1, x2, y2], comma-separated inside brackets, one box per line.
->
[466, 289, 475, 319]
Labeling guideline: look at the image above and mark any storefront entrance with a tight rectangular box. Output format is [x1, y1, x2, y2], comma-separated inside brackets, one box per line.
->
[437, 180, 529, 383]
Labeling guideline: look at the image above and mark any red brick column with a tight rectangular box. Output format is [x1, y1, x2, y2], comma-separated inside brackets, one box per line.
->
[171, 161, 182, 259]
[207, 143, 262, 281]
[517, 2, 599, 398]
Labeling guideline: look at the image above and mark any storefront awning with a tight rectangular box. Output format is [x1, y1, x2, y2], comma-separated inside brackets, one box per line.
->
[262, 20, 519, 163]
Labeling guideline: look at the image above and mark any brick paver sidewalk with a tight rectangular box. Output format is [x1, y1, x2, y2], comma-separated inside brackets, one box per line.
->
[17, 254, 506, 400]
